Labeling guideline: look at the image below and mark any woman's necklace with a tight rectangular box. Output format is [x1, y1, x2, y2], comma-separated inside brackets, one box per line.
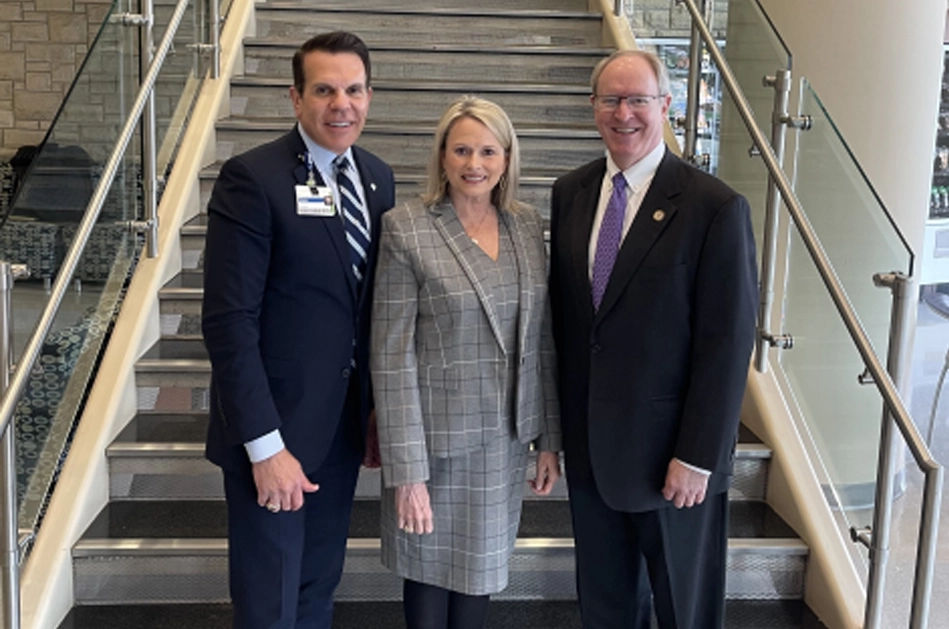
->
[465, 207, 493, 245]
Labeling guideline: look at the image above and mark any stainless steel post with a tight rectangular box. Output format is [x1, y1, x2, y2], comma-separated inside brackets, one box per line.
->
[211, 0, 221, 79]
[754, 69, 792, 373]
[0, 262, 25, 629]
[142, 0, 158, 257]
[613, 0, 623, 17]
[864, 272, 911, 629]
[911, 464, 943, 628]
[683, 1, 703, 160]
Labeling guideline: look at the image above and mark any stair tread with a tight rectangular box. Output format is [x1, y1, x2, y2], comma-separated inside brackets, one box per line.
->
[114, 412, 210, 443]
[113, 409, 766, 448]
[199, 163, 567, 181]
[257, 4, 599, 18]
[216, 119, 598, 136]
[231, 76, 592, 94]
[57, 600, 828, 629]
[244, 38, 612, 55]
[78, 500, 799, 542]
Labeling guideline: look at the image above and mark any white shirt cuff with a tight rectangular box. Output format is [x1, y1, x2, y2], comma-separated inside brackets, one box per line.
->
[675, 457, 711, 476]
[244, 430, 285, 463]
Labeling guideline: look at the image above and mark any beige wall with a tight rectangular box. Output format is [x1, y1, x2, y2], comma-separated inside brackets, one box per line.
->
[0, 0, 113, 159]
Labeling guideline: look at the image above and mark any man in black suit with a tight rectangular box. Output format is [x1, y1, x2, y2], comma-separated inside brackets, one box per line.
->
[202, 31, 395, 629]
[549, 50, 757, 628]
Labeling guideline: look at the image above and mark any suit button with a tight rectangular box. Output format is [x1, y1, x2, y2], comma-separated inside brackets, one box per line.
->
[341, 368, 351, 378]
[591, 344, 601, 354]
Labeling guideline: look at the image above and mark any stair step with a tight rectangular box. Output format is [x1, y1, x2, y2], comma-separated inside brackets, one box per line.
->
[228, 78, 595, 126]
[214, 121, 604, 171]
[57, 599, 829, 629]
[266, 0, 591, 8]
[252, 6, 601, 46]
[79, 500, 799, 541]
[195, 167, 559, 222]
[109, 407, 771, 501]
[72, 500, 806, 604]
[242, 40, 609, 85]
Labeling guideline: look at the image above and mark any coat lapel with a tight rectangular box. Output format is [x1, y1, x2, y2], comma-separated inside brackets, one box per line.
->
[502, 210, 533, 356]
[430, 201, 507, 354]
[567, 159, 607, 325]
[593, 152, 683, 323]
[288, 131, 358, 302]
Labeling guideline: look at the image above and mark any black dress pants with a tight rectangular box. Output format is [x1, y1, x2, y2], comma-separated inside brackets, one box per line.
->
[568, 473, 728, 629]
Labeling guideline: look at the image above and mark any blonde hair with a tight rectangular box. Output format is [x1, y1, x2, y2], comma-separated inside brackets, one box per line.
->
[422, 95, 522, 213]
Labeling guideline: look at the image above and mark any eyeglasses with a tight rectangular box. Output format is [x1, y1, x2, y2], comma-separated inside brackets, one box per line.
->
[594, 94, 664, 111]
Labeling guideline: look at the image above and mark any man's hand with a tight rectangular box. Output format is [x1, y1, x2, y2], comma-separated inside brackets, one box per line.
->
[661, 459, 708, 508]
[363, 409, 381, 468]
[395, 482, 433, 534]
[252, 448, 319, 512]
[529, 451, 562, 496]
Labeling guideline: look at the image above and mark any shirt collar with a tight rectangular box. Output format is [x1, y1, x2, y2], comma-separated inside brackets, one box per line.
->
[606, 141, 666, 193]
[296, 123, 354, 175]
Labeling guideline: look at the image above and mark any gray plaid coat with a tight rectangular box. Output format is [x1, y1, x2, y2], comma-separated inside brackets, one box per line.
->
[371, 199, 561, 488]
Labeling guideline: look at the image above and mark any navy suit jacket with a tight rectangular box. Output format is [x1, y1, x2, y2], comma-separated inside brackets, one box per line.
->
[549, 150, 757, 513]
[203, 129, 395, 475]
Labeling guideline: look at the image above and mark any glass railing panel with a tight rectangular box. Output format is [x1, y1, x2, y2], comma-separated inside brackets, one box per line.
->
[2, 0, 138, 320]
[779, 80, 914, 563]
[0, 0, 213, 537]
[153, 0, 211, 184]
[792, 79, 912, 351]
[714, 0, 790, 271]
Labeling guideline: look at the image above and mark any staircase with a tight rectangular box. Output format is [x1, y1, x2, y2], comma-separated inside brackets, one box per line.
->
[56, 0, 826, 627]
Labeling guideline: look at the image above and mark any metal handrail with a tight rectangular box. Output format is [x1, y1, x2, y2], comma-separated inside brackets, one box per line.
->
[675, 1, 942, 627]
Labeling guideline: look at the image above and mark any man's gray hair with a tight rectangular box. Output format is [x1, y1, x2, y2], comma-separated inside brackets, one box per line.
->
[590, 50, 671, 96]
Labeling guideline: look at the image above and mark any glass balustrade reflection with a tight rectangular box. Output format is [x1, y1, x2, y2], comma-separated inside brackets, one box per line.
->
[778, 79, 913, 565]
[0, 0, 223, 541]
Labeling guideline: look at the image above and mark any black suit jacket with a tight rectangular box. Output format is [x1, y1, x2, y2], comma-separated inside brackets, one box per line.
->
[550, 150, 757, 513]
[203, 129, 395, 475]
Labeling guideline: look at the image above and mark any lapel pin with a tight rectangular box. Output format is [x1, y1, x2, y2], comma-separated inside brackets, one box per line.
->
[652, 210, 665, 222]
[370, 183, 377, 191]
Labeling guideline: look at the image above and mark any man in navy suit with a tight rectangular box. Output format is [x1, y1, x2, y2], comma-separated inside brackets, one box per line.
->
[549, 50, 757, 628]
[203, 31, 395, 629]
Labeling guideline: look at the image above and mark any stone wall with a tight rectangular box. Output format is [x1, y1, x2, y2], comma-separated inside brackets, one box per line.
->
[626, 0, 728, 40]
[0, 0, 114, 160]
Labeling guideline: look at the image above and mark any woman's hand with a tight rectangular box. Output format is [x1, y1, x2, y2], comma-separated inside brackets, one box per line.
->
[395, 482, 434, 534]
[529, 451, 562, 496]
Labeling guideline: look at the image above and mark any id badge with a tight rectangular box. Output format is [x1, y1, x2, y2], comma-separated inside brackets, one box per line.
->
[296, 185, 335, 217]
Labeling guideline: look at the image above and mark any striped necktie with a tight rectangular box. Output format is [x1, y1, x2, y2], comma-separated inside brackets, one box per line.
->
[333, 155, 370, 284]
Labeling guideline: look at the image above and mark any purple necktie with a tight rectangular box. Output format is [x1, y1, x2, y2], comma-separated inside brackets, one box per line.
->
[591, 172, 628, 311]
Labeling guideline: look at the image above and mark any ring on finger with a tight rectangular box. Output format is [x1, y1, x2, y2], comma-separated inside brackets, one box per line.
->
[266, 502, 280, 513]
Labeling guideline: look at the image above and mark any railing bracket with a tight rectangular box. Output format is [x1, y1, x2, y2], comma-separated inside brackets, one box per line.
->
[851, 525, 873, 549]
[780, 113, 812, 131]
[858, 367, 875, 385]
[689, 153, 711, 170]
[125, 219, 158, 234]
[109, 13, 152, 26]
[762, 332, 793, 350]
